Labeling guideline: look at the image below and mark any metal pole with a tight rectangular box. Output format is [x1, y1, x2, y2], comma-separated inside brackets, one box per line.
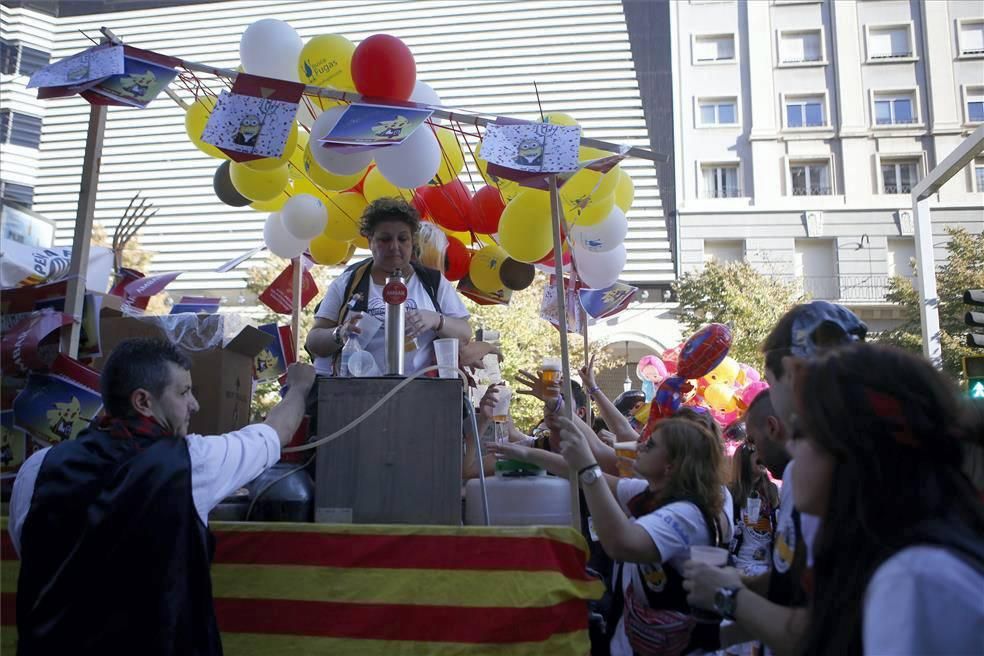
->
[59, 103, 107, 357]
[291, 256, 302, 357]
[548, 175, 581, 529]
[911, 197, 942, 369]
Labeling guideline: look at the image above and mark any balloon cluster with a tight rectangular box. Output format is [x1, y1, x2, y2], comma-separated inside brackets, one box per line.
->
[184, 20, 637, 287]
[636, 324, 769, 434]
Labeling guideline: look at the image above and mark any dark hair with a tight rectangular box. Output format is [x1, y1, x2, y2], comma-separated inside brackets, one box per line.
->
[570, 380, 587, 411]
[591, 416, 609, 433]
[101, 338, 192, 417]
[614, 389, 646, 416]
[796, 344, 984, 655]
[360, 197, 421, 241]
[743, 388, 773, 431]
[728, 442, 757, 512]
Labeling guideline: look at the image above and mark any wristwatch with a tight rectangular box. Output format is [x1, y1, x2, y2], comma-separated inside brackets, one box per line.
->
[714, 586, 741, 620]
[332, 326, 345, 346]
[578, 464, 603, 486]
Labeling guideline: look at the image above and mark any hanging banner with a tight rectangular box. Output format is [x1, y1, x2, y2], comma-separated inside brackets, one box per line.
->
[258, 257, 318, 315]
[28, 44, 123, 90]
[540, 275, 586, 334]
[319, 103, 433, 149]
[456, 275, 512, 306]
[0, 310, 74, 377]
[0, 239, 113, 292]
[12, 354, 102, 446]
[482, 122, 580, 174]
[202, 73, 305, 162]
[578, 282, 638, 319]
[1, 281, 105, 363]
[121, 271, 182, 312]
[254, 324, 296, 383]
[84, 46, 180, 108]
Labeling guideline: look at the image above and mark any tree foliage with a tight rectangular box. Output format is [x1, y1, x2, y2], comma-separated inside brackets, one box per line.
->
[672, 260, 803, 369]
[879, 227, 984, 380]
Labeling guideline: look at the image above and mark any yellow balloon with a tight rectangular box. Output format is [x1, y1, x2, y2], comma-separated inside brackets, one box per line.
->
[538, 112, 579, 126]
[230, 162, 289, 201]
[302, 143, 367, 190]
[704, 383, 737, 413]
[498, 190, 553, 263]
[705, 357, 740, 387]
[561, 163, 619, 210]
[614, 169, 635, 213]
[475, 141, 521, 201]
[563, 192, 615, 228]
[292, 177, 331, 204]
[353, 233, 369, 249]
[298, 34, 356, 92]
[469, 244, 508, 294]
[184, 98, 228, 159]
[309, 234, 351, 266]
[441, 227, 473, 245]
[243, 123, 299, 171]
[251, 188, 292, 212]
[289, 130, 309, 176]
[323, 191, 367, 242]
[362, 167, 414, 203]
[432, 127, 465, 185]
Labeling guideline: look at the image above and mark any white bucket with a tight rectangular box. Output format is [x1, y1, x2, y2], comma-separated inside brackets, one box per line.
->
[463, 474, 573, 526]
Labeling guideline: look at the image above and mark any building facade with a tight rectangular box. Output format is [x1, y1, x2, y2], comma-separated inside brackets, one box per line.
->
[659, 0, 984, 331]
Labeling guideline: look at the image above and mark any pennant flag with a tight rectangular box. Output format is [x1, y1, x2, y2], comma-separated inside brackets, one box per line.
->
[540, 275, 586, 334]
[578, 282, 638, 319]
[0, 310, 73, 377]
[27, 44, 123, 90]
[1, 281, 105, 363]
[171, 296, 222, 315]
[482, 122, 580, 174]
[259, 258, 318, 315]
[456, 274, 512, 306]
[202, 74, 305, 163]
[12, 354, 102, 446]
[83, 46, 179, 108]
[254, 324, 295, 382]
[121, 270, 181, 312]
[0, 521, 603, 654]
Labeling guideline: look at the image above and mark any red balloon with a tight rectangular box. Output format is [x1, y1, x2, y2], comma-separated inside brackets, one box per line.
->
[677, 323, 732, 380]
[469, 185, 506, 234]
[351, 34, 416, 101]
[444, 236, 471, 281]
[416, 180, 471, 231]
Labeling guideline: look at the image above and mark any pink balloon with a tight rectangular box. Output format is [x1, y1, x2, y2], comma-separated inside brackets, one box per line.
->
[739, 381, 769, 409]
[636, 355, 667, 383]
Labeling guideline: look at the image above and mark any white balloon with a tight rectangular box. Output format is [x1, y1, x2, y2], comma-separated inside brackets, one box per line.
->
[575, 243, 626, 289]
[263, 212, 308, 259]
[309, 106, 374, 175]
[374, 126, 441, 189]
[410, 80, 442, 107]
[569, 207, 628, 253]
[281, 194, 328, 240]
[240, 19, 303, 82]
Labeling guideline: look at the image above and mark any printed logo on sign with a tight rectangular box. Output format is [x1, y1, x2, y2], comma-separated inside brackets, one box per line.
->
[382, 281, 408, 305]
[773, 517, 797, 574]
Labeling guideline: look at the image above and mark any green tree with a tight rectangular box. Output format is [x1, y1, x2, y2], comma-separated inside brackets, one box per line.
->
[672, 260, 803, 369]
[879, 227, 984, 380]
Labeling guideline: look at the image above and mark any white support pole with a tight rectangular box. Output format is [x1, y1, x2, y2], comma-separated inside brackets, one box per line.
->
[59, 103, 107, 357]
[911, 197, 943, 369]
[291, 256, 303, 356]
[548, 175, 581, 530]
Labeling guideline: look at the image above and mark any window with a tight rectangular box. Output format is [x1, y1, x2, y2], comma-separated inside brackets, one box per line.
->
[0, 180, 35, 208]
[881, 158, 920, 194]
[0, 39, 16, 75]
[779, 30, 823, 64]
[974, 160, 984, 193]
[867, 25, 914, 60]
[873, 92, 916, 126]
[703, 240, 744, 263]
[0, 39, 49, 76]
[790, 160, 831, 195]
[887, 238, 915, 279]
[0, 110, 43, 149]
[698, 98, 738, 126]
[701, 164, 740, 198]
[785, 96, 826, 128]
[967, 88, 984, 124]
[694, 34, 736, 63]
[958, 19, 984, 57]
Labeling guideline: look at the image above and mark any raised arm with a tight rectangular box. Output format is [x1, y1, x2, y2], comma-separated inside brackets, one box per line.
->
[263, 363, 316, 446]
[580, 354, 639, 443]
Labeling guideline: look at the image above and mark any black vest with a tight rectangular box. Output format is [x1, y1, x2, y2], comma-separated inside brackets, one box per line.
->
[16, 427, 222, 656]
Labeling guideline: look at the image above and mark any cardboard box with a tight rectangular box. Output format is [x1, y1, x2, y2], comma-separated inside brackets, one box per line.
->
[92, 314, 272, 436]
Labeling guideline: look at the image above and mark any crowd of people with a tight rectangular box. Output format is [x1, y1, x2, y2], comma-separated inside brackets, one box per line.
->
[7, 195, 983, 655]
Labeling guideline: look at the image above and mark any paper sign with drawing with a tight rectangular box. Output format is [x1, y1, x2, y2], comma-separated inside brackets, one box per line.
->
[481, 123, 581, 174]
[319, 103, 433, 147]
[27, 44, 124, 90]
[202, 90, 298, 159]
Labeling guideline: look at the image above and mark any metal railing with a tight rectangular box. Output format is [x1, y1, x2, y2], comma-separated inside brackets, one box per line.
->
[883, 184, 913, 194]
[772, 274, 912, 302]
[791, 185, 832, 196]
[875, 117, 919, 125]
[704, 186, 742, 198]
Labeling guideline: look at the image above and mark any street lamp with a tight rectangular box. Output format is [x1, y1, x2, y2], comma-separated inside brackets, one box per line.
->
[623, 341, 632, 392]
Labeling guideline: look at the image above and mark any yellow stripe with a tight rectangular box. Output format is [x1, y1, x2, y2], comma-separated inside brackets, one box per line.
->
[211, 564, 602, 607]
[2, 560, 17, 593]
[220, 630, 590, 655]
[210, 521, 589, 553]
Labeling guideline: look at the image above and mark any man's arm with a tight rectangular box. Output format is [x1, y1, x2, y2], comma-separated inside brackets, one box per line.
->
[580, 355, 639, 443]
[264, 363, 317, 446]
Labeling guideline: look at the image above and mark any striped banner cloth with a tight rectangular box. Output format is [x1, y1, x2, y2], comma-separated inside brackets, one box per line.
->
[1, 519, 603, 654]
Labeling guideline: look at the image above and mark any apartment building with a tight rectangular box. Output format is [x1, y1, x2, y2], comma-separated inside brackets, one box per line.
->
[657, 0, 984, 330]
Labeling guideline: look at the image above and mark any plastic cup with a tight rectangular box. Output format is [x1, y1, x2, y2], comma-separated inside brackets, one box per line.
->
[540, 356, 561, 396]
[353, 312, 381, 348]
[614, 442, 638, 478]
[433, 338, 459, 379]
[690, 545, 729, 567]
[348, 350, 380, 377]
[492, 386, 512, 423]
[746, 496, 762, 524]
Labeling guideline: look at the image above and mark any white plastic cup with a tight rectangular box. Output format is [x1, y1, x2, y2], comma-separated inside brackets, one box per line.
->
[353, 312, 382, 348]
[348, 350, 380, 377]
[492, 386, 512, 422]
[690, 545, 729, 567]
[746, 496, 762, 524]
[433, 338, 459, 379]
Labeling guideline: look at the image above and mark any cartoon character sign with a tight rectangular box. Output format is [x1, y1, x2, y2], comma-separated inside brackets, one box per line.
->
[66, 54, 91, 82]
[371, 115, 410, 140]
[46, 397, 88, 442]
[514, 138, 544, 167]
[117, 68, 157, 100]
[233, 114, 262, 146]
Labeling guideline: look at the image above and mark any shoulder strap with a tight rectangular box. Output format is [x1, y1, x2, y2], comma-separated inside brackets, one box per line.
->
[909, 518, 984, 575]
[411, 262, 443, 315]
[338, 258, 374, 323]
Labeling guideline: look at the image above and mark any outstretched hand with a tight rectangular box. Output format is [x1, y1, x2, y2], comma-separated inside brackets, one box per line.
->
[515, 369, 550, 401]
[547, 415, 596, 471]
[579, 353, 597, 390]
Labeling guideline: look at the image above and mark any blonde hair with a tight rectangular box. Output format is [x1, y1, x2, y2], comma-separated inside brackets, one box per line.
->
[654, 418, 725, 517]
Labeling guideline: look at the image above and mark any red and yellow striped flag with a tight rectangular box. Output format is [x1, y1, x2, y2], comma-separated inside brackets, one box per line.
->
[1, 519, 603, 654]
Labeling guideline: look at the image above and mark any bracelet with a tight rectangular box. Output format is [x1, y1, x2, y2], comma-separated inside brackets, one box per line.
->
[588, 385, 601, 396]
[436, 314, 445, 332]
[577, 463, 599, 476]
[332, 326, 344, 346]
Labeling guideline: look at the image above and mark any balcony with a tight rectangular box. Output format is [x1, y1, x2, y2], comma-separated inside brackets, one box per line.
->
[883, 184, 913, 194]
[791, 185, 832, 196]
[773, 275, 911, 303]
[704, 187, 742, 198]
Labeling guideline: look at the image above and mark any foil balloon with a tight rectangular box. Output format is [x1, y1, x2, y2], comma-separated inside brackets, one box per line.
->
[636, 355, 667, 384]
[737, 381, 770, 411]
[639, 375, 693, 441]
[661, 342, 683, 376]
[704, 356, 740, 387]
[676, 323, 732, 380]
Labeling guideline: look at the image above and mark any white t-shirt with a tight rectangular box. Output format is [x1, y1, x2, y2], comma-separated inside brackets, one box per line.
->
[863, 546, 984, 655]
[8, 423, 280, 556]
[773, 460, 819, 573]
[609, 478, 724, 656]
[314, 267, 469, 376]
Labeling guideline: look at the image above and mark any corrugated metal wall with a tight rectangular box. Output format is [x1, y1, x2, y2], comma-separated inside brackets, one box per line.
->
[5, 0, 673, 296]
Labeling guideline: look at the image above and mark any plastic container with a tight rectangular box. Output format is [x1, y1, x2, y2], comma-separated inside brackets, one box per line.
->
[463, 471, 573, 526]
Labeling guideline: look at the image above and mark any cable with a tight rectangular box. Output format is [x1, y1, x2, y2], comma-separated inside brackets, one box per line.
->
[244, 453, 316, 522]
